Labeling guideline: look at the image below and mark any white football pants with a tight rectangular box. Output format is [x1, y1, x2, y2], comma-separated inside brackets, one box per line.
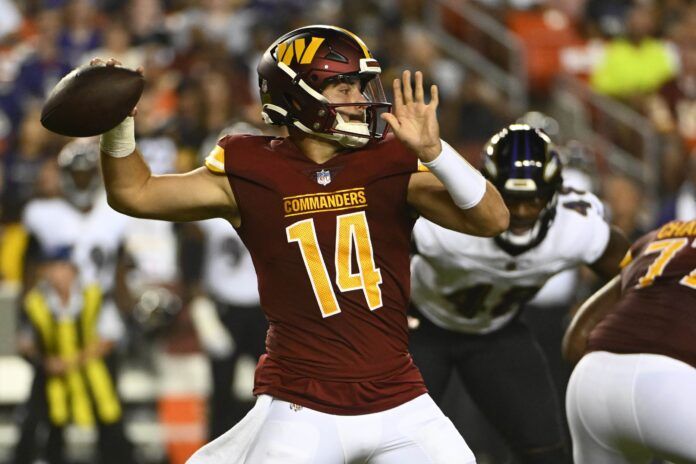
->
[566, 351, 696, 464]
[187, 393, 474, 464]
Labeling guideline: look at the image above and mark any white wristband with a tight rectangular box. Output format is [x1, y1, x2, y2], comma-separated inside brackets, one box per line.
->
[99, 116, 135, 158]
[422, 140, 487, 209]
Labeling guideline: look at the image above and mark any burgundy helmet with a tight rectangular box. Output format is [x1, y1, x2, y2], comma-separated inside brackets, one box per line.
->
[257, 25, 391, 147]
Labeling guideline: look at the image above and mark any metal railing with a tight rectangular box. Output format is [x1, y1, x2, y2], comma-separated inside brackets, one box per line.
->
[552, 74, 661, 203]
[420, 0, 661, 211]
[423, 0, 528, 114]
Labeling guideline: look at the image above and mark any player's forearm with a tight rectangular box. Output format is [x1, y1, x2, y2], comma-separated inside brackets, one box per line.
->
[100, 147, 154, 216]
[419, 141, 509, 236]
[100, 115, 152, 216]
[409, 175, 509, 236]
[562, 275, 621, 364]
[452, 182, 509, 237]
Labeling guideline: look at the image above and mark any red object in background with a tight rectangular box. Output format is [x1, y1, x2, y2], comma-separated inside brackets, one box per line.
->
[158, 395, 207, 464]
[507, 9, 585, 94]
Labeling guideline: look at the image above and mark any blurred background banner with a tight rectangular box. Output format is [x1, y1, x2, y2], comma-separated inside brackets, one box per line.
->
[0, 0, 693, 463]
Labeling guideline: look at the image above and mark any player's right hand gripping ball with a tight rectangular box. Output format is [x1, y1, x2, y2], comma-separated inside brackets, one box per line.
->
[40, 63, 144, 137]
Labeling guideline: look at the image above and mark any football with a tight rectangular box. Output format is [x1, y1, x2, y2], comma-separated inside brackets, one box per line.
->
[40, 64, 144, 137]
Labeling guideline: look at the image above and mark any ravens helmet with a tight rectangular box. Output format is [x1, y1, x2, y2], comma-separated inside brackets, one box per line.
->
[257, 25, 390, 148]
[481, 124, 563, 255]
[57, 138, 101, 211]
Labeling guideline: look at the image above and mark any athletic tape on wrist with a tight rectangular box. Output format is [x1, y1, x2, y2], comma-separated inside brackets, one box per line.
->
[422, 140, 487, 209]
[99, 116, 135, 158]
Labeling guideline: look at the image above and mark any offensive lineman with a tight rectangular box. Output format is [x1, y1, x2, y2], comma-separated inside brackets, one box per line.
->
[93, 25, 509, 463]
[409, 125, 629, 464]
[563, 219, 696, 464]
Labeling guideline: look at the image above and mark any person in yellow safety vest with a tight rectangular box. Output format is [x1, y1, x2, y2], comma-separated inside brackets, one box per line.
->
[12, 244, 136, 464]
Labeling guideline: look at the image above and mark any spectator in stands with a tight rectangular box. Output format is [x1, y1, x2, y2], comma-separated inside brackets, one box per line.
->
[584, 0, 634, 38]
[13, 244, 135, 464]
[58, 0, 102, 67]
[0, 106, 58, 223]
[14, 25, 71, 101]
[646, 7, 696, 195]
[590, 2, 679, 101]
[603, 173, 647, 241]
[83, 19, 143, 69]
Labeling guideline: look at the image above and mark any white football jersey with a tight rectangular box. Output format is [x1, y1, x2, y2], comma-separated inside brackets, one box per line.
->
[411, 190, 610, 334]
[72, 193, 133, 292]
[123, 219, 178, 289]
[198, 218, 259, 306]
[23, 198, 82, 248]
[23, 195, 132, 293]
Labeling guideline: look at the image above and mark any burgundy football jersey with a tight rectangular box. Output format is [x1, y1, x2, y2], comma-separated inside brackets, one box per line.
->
[212, 134, 427, 414]
[588, 220, 696, 368]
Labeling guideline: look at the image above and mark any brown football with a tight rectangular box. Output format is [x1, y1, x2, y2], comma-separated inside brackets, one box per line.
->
[40, 64, 144, 137]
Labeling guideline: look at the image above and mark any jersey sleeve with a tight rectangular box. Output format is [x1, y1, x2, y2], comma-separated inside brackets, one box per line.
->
[559, 191, 611, 264]
[204, 138, 227, 174]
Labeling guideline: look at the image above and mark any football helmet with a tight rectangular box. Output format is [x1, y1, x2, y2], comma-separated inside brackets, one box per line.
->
[257, 25, 390, 148]
[57, 138, 101, 210]
[481, 124, 563, 255]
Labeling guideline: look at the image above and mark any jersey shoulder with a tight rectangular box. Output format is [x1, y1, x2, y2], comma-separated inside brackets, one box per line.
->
[363, 134, 421, 173]
[22, 198, 77, 232]
[550, 188, 610, 262]
[204, 134, 279, 174]
[622, 220, 696, 268]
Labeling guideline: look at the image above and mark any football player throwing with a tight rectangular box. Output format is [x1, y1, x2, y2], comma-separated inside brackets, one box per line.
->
[94, 25, 509, 464]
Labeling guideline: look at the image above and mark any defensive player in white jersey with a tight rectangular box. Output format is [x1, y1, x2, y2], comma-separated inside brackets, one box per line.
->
[186, 217, 267, 441]
[410, 125, 629, 464]
[22, 139, 132, 295]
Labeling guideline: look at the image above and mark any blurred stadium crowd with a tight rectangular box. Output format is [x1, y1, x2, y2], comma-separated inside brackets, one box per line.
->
[0, 0, 693, 463]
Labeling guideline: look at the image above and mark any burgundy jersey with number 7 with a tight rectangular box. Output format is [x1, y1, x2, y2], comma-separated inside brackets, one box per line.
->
[588, 220, 696, 368]
[205, 134, 428, 415]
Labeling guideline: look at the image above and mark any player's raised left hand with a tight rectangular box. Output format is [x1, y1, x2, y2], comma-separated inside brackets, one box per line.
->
[381, 70, 442, 162]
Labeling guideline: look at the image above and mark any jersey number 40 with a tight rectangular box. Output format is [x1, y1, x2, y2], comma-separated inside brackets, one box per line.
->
[287, 212, 383, 317]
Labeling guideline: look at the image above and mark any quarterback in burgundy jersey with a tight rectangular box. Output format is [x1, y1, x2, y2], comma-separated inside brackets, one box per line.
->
[93, 24, 508, 464]
[563, 219, 696, 464]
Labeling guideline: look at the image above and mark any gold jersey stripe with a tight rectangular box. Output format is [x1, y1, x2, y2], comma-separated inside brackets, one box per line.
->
[330, 26, 371, 58]
[205, 145, 226, 174]
[619, 250, 633, 269]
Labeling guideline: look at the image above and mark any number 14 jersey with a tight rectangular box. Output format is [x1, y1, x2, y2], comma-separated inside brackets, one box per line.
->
[206, 134, 427, 415]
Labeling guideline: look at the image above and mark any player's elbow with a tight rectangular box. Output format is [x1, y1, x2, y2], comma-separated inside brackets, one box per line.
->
[106, 191, 140, 217]
[473, 204, 509, 237]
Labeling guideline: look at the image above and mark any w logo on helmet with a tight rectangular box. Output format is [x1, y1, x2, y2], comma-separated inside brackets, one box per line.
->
[276, 37, 325, 66]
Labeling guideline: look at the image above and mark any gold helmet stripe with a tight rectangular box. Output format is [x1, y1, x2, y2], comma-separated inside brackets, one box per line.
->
[328, 25, 372, 58]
